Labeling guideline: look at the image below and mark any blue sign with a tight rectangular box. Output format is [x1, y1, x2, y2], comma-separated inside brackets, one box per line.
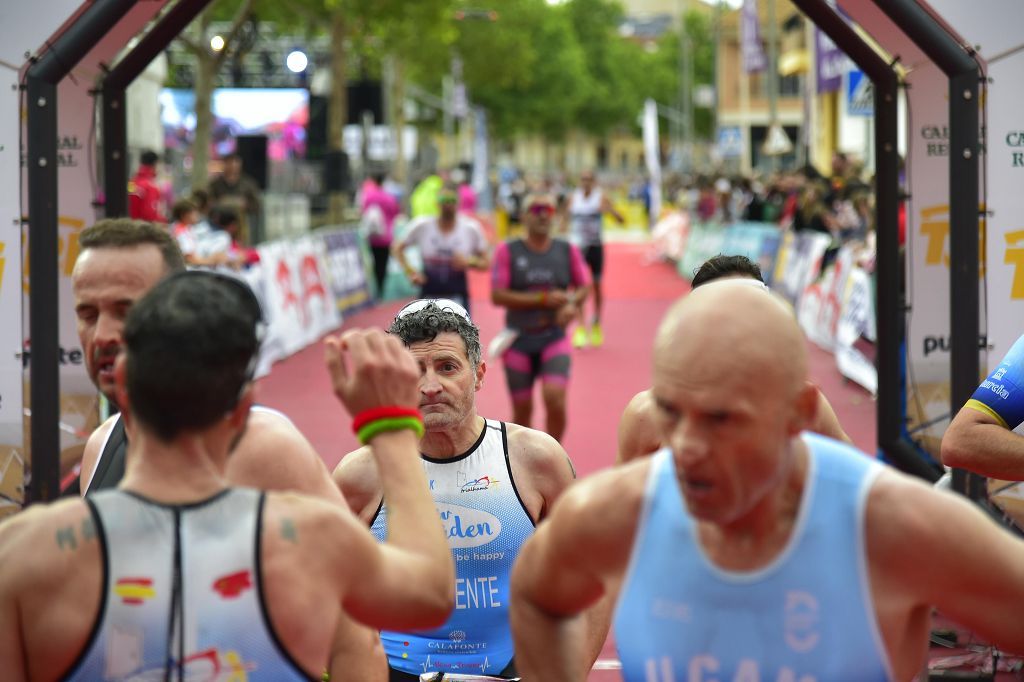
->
[717, 126, 743, 159]
[847, 70, 874, 117]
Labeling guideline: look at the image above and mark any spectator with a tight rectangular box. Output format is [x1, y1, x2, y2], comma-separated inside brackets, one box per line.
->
[360, 172, 401, 297]
[208, 151, 262, 244]
[128, 150, 165, 223]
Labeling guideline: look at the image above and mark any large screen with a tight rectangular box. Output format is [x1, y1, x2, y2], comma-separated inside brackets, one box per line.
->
[160, 87, 308, 161]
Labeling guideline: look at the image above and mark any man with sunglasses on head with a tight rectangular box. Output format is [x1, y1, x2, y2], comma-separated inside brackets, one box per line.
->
[566, 170, 625, 349]
[334, 299, 603, 682]
[0, 271, 454, 681]
[392, 183, 490, 317]
[70, 219, 388, 679]
[491, 193, 591, 443]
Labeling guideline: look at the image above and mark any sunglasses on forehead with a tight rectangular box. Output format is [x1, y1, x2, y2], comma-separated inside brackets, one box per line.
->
[395, 298, 472, 322]
[527, 203, 555, 217]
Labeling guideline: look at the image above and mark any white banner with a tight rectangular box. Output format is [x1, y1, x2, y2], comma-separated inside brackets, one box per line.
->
[797, 245, 856, 351]
[257, 237, 340, 359]
[904, 62, 986, 453]
[983, 51, 1024, 370]
[643, 99, 662, 222]
[835, 267, 877, 395]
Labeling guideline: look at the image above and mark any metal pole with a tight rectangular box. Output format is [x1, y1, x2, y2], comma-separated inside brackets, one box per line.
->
[873, 0, 982, 498]
[789, 0, 939, 481]
[25, 0, 138, 503]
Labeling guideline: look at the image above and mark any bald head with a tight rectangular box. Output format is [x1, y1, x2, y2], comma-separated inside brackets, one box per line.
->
[654, 281, 808, 399]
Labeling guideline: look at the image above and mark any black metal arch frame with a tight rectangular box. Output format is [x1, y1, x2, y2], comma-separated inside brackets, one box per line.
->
[24, 0, 983, 501]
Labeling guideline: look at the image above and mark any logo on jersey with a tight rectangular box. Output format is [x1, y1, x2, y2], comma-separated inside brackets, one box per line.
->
[460, 475, 500, 493]
[784, 590, 820, 653]
[114, 577, 155, 605]
[437, 503, 502, 548]
[449, 630, 467, 642]
[213, 570, 253, 599]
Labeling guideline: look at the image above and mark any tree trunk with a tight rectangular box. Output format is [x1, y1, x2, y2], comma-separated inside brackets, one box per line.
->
[328, 11, 348, 224]
[391, 56, 407, 185]
[192, 54, 216, 192]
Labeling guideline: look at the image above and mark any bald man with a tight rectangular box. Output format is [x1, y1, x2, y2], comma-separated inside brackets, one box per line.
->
[616, 254, 851, 464]
[510, 282, 1024, 681]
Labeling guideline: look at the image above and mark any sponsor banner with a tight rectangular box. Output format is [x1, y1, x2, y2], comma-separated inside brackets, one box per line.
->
[834, 265, 877, 394]
[758, 230, 782, 288]
[322, 229, 373, 318]
[292, 235, 341, 345]
[234, 265, 280, 380]
[773, 232, 831, 306]
[741, 0, 767, 73]
[797, 245, 856, 350]
[904, 63, 987, 453]
[258, 240, 308, 357]
[983, 51, 1024, 371]
[720, 223, 780, 265]
[815, 28, 847, 94]
[677, 222, 726, 282]
[649, 211, 690, 263]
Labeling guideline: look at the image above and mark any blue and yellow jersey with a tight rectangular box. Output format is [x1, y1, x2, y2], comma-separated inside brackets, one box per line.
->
[966, 333, 1024, 430]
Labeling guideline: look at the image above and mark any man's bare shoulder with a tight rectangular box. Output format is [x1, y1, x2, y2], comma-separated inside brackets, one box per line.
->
[617, 389, 661, 464]
[0, 499, 95, 584]
[227, 408, 341, 503]
[864, 467, 998, 578]
[331, 446, 382, 521]
[552, 459, 651, 541]
[505, 422, 573, 474]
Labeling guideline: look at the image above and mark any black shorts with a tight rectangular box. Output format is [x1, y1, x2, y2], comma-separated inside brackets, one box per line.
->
[583, 244, 604, 280]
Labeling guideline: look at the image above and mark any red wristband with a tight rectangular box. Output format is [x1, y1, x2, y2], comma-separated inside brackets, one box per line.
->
[352, 406, 423, 434]
[539, 291, 548, 307]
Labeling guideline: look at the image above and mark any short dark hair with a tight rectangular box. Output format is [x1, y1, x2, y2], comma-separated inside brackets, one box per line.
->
[691, 254, 764, 288]
[171, 199, 196, 222]
[212, 205, 240, 229]
[140, 150, 159, 166]
[190, 189, 210, 212]
[388, 302, 481, 368]
[80, 219, 186, 274]
[124, 271, 263, 442]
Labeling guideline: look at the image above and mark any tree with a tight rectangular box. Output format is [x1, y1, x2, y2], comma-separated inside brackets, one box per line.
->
[174, 0, 257, 190]
[454, 0, 590, 141]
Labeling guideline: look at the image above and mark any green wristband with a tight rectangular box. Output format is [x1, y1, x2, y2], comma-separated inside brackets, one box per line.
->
[357, 416, 425, 445]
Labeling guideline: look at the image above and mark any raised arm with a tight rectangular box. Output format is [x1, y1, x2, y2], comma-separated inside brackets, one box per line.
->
[510, 464, 645, 681]
[324, 329, 454, 628]
[226, 408, 345, 504]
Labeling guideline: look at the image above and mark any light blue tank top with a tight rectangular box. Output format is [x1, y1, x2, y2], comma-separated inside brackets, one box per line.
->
[370, 419, 535, 677]
[64, 488, 311, 681]
[614, 433, 892, 682]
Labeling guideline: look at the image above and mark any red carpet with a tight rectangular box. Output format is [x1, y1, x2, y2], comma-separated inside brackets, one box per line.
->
[252, 240, 908, 680]
[255, 241, 876, 469]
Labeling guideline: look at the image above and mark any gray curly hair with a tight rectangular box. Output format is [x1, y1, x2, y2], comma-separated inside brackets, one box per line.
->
[387, 301, 482, 368]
